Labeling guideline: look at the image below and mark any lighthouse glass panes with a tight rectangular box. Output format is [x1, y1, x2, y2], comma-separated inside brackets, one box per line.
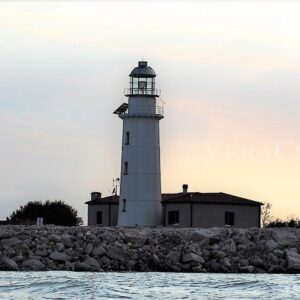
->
[130, 77, 155, 95]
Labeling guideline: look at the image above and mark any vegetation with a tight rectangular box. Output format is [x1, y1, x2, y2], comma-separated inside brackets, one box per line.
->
[8, 200, 83, 226]
[265, 218, 300, 228]
[261, 202, 273, 227]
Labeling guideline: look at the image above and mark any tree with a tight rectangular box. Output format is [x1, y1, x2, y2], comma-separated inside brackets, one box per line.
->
[8, 200, 83, 226]
[266, 218, 300, 228]
[261, 202, 273, 227]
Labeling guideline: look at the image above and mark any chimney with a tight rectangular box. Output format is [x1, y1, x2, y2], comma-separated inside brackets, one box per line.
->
[91, 192, 102, 201]
[182, 184, 188, 194]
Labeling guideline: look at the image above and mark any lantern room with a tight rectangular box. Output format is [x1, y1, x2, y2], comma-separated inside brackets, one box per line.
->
[125, 61, 160, 97]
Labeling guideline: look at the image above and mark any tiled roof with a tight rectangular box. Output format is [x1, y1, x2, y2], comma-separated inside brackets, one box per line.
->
[162, 192, 263, 206]
[85, 192, 262, 206]
[85, 195, 119, 205]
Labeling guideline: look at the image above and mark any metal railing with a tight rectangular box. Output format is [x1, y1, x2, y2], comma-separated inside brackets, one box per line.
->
[122, 105, 163, 116]
[124, 88, 161, 97]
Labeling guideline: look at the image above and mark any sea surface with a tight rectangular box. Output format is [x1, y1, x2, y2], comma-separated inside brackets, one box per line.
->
[0, 272, 299, 299]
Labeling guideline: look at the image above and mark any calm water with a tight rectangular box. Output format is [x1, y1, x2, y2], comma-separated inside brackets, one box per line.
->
[0, 272, 299, 299]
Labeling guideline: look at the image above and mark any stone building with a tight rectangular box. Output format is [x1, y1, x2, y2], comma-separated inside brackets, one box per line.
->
[85, 185, 262, 228]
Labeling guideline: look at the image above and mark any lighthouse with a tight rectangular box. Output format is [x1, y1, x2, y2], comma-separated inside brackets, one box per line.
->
[114, 61, 163, 227]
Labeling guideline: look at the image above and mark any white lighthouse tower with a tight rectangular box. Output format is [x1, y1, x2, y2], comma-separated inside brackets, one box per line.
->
[114, 61, 163, 227]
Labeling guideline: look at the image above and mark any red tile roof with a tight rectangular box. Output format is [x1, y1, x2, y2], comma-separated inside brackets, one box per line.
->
[85, 192, 262, 206]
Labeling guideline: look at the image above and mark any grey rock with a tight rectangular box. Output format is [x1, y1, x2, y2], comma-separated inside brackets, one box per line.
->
[249, 256, 265, 268]
[267, 253, 278, 265]
[49, 234, 61, 243]
[102, 232, 116, 243]
[222, 239, 236, 253]
[191, 228, 220, 242]
[84, 243, 93, 255]
[92, 246, 106, 257]
[265, 239, 279, 250]
[75, 256, 103, 272]
[107, 246, 126, 262]
[0, 237, 20, 248]
[35, 249, 48, 257]
[61, 234, 73, 248]
[22, 259, 45, 271]
[49, 251, 70, 262]
[0, 257, 19, 271]
[55, 242, 65, 252]
[285, 248, 300, 272]
[166, 251, 180, 265]
[272, 230, 297, 246]
[182, 252, 204, 264]
[239, 265, 254, 273]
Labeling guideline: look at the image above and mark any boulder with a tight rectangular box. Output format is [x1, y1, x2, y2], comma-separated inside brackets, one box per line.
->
[75, 256, 103, 272]
[49, 234, 62, 243]
[285, 248, 300, 272]
[265, 239, 279, 250]
[249, 256, 265, 268]
[267, 253, 278, 265]
[49, 251, 70, 262]
[182, 252, 204, 264]
[0, 237, 20, 248]
[191, 228, 221, 242]
[123, 232, 147, 246]
[61, 234, 73, 248]
[22, 259, 45, 271]
[55, 242, 65, 252]
[222, 239, 236, 253]
[107, 246, 126, 263]
[84, 243, 93, 255]
[92, 246, 106, 257]
[166, 251, 180, 265]
[101, 232, 116, 243]
[272, 230, 297, 246]
[239, 265, 254, 273]
[0, 257, 19, 271]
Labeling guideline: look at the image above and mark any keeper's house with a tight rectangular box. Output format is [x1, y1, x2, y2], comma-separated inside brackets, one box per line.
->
[85, 185, 262, 228]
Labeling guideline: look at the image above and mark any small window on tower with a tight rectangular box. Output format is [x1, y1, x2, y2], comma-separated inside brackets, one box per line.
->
[122, 199, 126, 212]
[124, 161, 128, 175]
[125, 131, 130, 145]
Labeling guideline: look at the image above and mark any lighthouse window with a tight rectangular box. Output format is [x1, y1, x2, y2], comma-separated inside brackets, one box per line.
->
[124, 161, 128, 175]
[168, 210, 179, 225]
[125, 131, 130, 145]
[122, 199, 127, 212]
[138, 80, 146, 91]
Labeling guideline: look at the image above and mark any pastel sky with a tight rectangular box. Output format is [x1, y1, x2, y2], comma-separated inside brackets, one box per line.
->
[1, 1, 300, 224]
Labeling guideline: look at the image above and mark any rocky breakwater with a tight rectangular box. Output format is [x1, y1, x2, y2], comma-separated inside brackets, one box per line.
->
[0, 226, 300, 273]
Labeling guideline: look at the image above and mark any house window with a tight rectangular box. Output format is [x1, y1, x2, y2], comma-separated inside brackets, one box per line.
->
[124, 161, 128, 175]
[125, 131, 130, 145]
[96, 211, 102, 225]
[168, 210, 179, 225]
[122, 199, 126, 212]
[225, 211, 235, 226]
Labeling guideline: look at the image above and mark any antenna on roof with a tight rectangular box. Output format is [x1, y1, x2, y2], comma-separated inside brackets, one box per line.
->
[112, 177, 120, 195]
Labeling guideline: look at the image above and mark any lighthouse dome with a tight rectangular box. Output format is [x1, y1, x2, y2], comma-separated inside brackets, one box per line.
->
[129, 61, 156, 78]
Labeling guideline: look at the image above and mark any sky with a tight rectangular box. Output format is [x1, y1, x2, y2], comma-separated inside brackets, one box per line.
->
[1, 1, 300, 224]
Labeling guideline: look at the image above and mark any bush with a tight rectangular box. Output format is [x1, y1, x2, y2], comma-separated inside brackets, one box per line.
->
[8, 200, 83, 226]
[265, 218, 300, 228]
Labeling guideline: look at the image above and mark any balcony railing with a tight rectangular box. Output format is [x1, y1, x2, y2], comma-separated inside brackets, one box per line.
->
[124, 88, 161, 97]
[120, 105, 164, 116]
